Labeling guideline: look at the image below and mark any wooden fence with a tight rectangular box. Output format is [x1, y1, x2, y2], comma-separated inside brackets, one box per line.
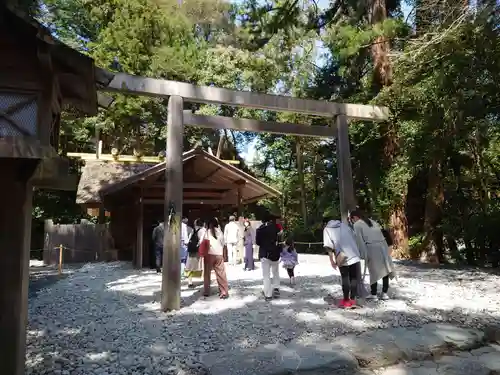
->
[43, 220, 116, 265]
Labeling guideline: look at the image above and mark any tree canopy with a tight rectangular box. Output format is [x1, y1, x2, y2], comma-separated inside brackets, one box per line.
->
[32, 0, 500, 267]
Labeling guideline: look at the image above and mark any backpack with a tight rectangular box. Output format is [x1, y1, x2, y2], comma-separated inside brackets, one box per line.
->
[187, 228, 200, 255]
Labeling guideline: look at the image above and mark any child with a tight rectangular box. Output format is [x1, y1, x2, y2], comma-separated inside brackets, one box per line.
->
[280, 238, 298, 285]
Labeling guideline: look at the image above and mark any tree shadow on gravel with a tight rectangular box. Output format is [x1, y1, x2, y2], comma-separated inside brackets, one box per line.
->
[25, 262, 500, 375]
[394, 259, 500, 278]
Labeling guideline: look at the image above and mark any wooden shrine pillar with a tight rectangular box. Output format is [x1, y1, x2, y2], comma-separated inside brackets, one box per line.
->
[135, 197, 144, 268]
[236, 181, 245, 217]
[0, 159, 40, 375]
[336, 115, 357, 223]
[161, 95, 184, 312]
[98, 206, 106, 224]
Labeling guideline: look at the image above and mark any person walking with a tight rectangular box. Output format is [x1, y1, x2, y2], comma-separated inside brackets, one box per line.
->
[199, 217, 229, 299]
[256, 214, 281, 301]
[243, 219, 255, 271]
[350, 209, 395, 301]
[224, 215, 240, 265]
[185, 218, 204, 288]
[280, 238, 298, 285]
[152, 221, 165, 273]
[180, 217, 192, 278]
[323, 217, 362, 308]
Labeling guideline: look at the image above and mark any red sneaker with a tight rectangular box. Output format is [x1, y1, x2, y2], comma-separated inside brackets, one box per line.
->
[339, 299, 352, 308]
[349, 299, 357, 308]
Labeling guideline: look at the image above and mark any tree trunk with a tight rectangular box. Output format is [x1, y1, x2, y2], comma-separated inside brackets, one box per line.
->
[296, 139, 308, 226]
[370, 0, 409, 255]
[390, 203, 409, 257]
[422, 157, 445, 263]
[312, 152, 319, 219]
[370, 0, 393, 90]
[216, 132, 225, 158]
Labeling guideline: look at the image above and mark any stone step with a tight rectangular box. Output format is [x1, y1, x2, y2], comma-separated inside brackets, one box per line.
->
[370, 343, 500, 375]
[201, 323, 494, 375]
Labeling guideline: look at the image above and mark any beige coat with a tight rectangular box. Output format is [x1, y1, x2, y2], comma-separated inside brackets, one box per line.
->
[353, 219, 395, 285]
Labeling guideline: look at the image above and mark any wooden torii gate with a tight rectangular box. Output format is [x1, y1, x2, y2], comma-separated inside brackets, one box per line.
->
[100, 72, 389, 311]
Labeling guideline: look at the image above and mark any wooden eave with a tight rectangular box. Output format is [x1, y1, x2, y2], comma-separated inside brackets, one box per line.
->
[2, 5, 99, 116]
[99, 148, 280, 205]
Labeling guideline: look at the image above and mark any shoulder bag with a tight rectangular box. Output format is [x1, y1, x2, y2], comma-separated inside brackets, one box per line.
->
[326, 230, 348, 267]
[198, 230, 210, 257]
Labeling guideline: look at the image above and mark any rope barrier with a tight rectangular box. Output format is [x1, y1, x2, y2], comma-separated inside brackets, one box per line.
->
[32, 245, 118, 276]
[293, 241, 324, 250]
[32, 241, 325, 276]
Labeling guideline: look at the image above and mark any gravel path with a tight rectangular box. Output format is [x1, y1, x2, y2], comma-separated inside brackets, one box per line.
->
[26, 255, 500, 375]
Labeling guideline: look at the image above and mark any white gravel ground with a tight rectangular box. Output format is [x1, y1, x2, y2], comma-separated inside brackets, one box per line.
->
[26, 255, 500, 375]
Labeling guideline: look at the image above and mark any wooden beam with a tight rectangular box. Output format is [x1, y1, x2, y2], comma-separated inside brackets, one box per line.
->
[184, 112, 337, 138]
[237, 185, 243, 216]
[144, 199, 237, 205]
[143, 188, 227, 197]
[67, 152, 162, 163]
[67, 152, 240, 165]
[32, 175, 78, 191]
[136, 198, 143, 268]
[149, 183, 236, 190]
[103, 73, 389, 121]
[183, 183, 236, 190]
[183, 191, 223, 198]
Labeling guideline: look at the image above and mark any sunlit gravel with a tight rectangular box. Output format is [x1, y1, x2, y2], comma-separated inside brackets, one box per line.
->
[26, 255, 500, 374]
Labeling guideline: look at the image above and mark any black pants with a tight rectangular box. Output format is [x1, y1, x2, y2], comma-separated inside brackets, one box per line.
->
[371, 275, 389, 295]
[339, 263, 359, 300]
[286, 267, 295, 277]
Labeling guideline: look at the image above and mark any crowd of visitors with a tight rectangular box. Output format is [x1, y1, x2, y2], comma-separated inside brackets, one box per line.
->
[152, 208, 395, 309]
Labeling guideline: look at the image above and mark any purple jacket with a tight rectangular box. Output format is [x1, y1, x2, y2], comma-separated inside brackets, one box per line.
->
[280, 247, 298, 268]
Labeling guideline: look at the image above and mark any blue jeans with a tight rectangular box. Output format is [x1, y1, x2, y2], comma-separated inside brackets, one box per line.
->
[156, 244, 187, 273]
[155, 245, 163, 269]
[181, 258, 186, 277]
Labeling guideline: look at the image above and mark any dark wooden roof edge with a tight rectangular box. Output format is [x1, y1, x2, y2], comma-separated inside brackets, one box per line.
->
[199, 150, 281, 197]
[98, 148, 199, 197]
[98, 147, 281, 199]
[2, 4, 100, 115]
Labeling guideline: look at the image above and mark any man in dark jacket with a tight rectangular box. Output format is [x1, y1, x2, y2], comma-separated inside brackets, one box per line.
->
[256, 214, 281, 301]
[152, 221, 165, 273]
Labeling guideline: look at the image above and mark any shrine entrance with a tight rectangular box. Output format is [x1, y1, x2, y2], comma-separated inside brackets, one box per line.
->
[97, 71, 389, 312]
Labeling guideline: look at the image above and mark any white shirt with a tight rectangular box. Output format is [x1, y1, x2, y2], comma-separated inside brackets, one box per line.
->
[198, 227, 224, 256]
[181, 222, 192, 244]
[224, 221, 240, 245]
[323, 220, 361, 266]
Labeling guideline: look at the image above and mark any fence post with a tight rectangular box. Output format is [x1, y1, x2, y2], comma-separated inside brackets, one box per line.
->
[58, 244, 63, 276]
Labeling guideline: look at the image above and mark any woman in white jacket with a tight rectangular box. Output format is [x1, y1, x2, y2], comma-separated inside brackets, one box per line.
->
[350, 209, 395, 301]
[323, 217, 362, 308]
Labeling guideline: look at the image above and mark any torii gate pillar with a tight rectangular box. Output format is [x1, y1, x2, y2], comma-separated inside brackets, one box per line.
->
[336, 115, 357, 223]
[161, 95, 184, 312]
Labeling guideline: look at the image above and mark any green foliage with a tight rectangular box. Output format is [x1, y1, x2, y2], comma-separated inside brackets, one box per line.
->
[36, 0, 500, 266]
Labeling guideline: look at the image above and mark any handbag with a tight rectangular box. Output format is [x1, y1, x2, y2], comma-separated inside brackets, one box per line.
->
[198, 230, 210, 257]
[326, 230, 348, 267]
[335, 251, 348, 267]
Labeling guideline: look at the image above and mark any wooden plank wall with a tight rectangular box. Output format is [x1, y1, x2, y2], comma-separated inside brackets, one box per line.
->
[43, 220, 115, 264]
